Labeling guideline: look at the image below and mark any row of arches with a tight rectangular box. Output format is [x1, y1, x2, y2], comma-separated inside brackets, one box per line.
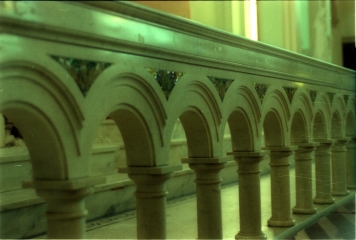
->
[1, 57, 355, 238]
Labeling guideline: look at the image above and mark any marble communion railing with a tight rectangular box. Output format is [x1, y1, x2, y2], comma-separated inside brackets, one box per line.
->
[0, 1, 355, 239]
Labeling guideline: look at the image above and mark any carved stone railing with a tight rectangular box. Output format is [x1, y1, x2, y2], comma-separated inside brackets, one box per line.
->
[0, 1, 355, 239]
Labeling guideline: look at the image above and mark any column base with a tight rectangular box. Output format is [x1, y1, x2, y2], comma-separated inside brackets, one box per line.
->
[292, 206, 317, 214]
[235, 232, 266, 239]
[347, 184, 356, 189]
[313, 197, 335, 204]
[332, 190, 350, 196]
[267, 218, 295, 227]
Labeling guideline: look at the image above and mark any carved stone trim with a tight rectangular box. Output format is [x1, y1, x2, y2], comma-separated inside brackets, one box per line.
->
[51, 55, 111, 96]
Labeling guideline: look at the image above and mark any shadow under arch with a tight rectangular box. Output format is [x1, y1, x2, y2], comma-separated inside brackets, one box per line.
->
[313, 111, 327, 141]
[179, 107, 212, 157]
[109, 104, 154, 166]
[228, 109, 253, 151]
[331, 111, 342, 139]
[346, 111, 355, 137]
[291, 110, 308, 144]
[1, 103, 67, 179]
[263, 110, 284, 147]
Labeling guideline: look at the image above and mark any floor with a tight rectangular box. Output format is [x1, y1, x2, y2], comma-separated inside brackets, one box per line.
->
[37, 169, 356, 239]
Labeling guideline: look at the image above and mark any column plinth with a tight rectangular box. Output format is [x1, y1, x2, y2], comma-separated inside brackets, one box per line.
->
[228, 151, 269, 240]
[182, 157, 228, 239]
[23, 176, 104, 239]
[331, 139, 350, 196]
[346, 138, 356, 189]
[263, 146, 297, 227]
[119, 165, 181, 239]
[292, 143, 318, 214]
[313, 141, 335, 204]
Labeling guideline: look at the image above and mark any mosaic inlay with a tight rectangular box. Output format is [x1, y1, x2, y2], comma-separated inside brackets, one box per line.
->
[208, 76, 234, 101]
[327, 92, 335, 105]
[283, 87, 297, 104]
[51, 55, 111, 96]
[146, 68, 185, 100]
[308, 90, 317, 104]
[251, 82, 269, 103]
[344, 95, 349, 105]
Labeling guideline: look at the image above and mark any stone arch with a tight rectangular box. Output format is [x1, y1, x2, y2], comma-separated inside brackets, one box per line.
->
[331, 110, 343, 139]
[222, 82, 262, 151]
[0, 61, 84, 179]
[165, 74, 222, 158]
[346, 111, 355, 137]
[83, 66, 167, 167]
[313, 92, 332, 140]
[290, 88, 313, 143]
[313, 111, 328, 141]
[261, 85, 291, 147]
[331, 94, 347, 138]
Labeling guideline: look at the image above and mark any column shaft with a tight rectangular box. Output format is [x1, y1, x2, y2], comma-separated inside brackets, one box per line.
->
[129, 173, 171, 239]
[346, 139, 356, 189]
[314, 142, 334, 204]
[266, 148, 296, 227]
[36, 188, 92, 239]
[189, 163, 224, 239]
[331, 140, 349, 196]
[293, 145, 317, 214]
[229, 151, 268, 239]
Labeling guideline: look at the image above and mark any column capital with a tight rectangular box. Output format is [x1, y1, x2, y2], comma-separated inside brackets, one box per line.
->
[227, 150, 270, 158]
[296, 142, 320, 148]
[119, 164, 182, 175]
[22, 176, 105, 190]
[335, 137, 351, 144]
[263, 146, 298, 152]
[181, 156, 230, 164]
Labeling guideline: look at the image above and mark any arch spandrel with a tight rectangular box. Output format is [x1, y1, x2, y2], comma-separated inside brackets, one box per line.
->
[261, 84, 291, 146]
[165, 74, 222, 158]
[83, 66, 167, 167]
[222, 82, 262, 151]
[0, 64, 84, 179]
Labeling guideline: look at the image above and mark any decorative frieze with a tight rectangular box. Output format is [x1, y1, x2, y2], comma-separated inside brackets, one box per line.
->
[327, 92, 336, 106]
[283, 87, 297, 104]
[308, 90, 317, 105]
[146, 68, 185, 100]
[208, 76, 234, 101]
[51, 55, 111, 97]
[251, 82, 269, 103]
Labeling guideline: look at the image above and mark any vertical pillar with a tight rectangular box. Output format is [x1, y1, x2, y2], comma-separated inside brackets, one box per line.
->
[227, 151, 269, 239]
[313, 141, 335, 204]
[182, 157, 228, 239]
[23, 177, 104, 239]
[263, 146, 297, 227]
[331, 138, 350, 196]
[346, 138, 356, 189]
[119, 165, 181, 239]
[292, 143, 318, 214]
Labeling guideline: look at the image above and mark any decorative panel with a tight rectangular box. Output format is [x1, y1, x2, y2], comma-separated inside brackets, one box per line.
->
[308, 90, 317, 105]
[146, 68, 185, 100]
[207, 76, 234, 101]
[283, 87, 297, 104]
[51, 55, 111, 96]
[251, 82, 269, 103]
[344, 95, 349, 105]
[327, 92, 335, 106]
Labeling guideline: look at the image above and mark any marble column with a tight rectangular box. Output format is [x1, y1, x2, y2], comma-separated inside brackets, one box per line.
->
[346, 138, 356, 189]
[292, 143, 319, 214]
[313, 140, 335, 204]
[182, 157, 228, 239]
[227, 151, 269, 239]
[119, 165, 181, 239]
[263, 146, 297, 227]
[331, 138, 350, 196]
[23, 176, 105, 239]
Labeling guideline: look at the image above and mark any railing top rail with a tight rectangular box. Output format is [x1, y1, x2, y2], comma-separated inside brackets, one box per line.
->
[0, 1, 355, 91]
